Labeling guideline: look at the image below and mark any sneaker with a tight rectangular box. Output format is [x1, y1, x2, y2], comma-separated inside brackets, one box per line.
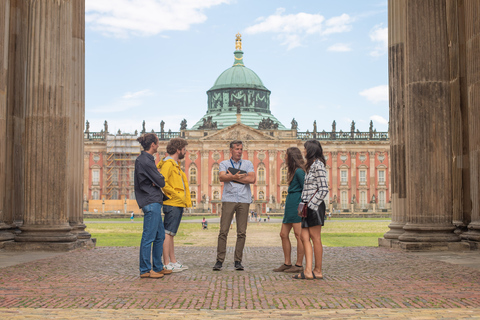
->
[234, 261, 244, 271]
[284, 265, 304, 273]
[172, 261, 189, 271]
[213, 260, 223, 271]
[167, 262, 183, 273]
[273, 264, 293, 272]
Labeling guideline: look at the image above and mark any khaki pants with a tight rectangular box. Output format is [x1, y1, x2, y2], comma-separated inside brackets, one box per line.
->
[216, 202, 250, 263]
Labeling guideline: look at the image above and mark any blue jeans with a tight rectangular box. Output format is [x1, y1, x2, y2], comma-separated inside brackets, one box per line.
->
[139, 202, 165, 274]
[163, 205, 184, 236]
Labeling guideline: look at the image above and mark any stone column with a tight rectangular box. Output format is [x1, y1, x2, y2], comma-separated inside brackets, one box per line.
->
[398, 0, 459, 246]
[13, 0, 78, 248]
[331, 152, 338, 209]
[384, 0, 407, 240]
[201, 150, 209, 210]
[69, 0, 91, 240]
[268, 150, 277, 209]
[0, 0, 14, 243]
[350, 152, 357, 210]
[462, 0, 480, 243]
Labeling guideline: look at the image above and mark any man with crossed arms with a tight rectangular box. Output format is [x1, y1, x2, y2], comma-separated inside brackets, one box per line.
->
[213, 140, 256, 271]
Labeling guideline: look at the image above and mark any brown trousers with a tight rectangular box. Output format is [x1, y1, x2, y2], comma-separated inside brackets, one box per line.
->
[216, 202, 250, 263]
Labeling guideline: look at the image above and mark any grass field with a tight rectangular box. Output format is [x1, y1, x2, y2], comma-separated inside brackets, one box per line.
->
[86, 219, 390, 247]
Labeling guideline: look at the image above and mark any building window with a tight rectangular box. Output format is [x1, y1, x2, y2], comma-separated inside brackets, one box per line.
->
[92, 190, 99, 200]
[281, 191, 288, 207]
[378, 170, 385, 185]
[280, 166, 287, 185]
[112, 169, 118, 183]
[341, 191, 348, 209]
[340, 170, 348, 185]
[360, 191, 367, 208]
[359, 170, 366, 185]
[379, 191, 385, 208]
[259, 191, 265, 200]
[111, 190, 118, 200]
[213, 191, 219, 200]
[130, 169, 135, 186]
[189, 166, 197, 185]
[130, 190, 135, 200]
[258, 166, 265, 184]
[191, 191, 197, 208]
[212, 164, 219, 184]
[92, 169, 100, 186]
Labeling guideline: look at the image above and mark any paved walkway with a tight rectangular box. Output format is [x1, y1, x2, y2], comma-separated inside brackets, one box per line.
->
[1, 246, 480, 319]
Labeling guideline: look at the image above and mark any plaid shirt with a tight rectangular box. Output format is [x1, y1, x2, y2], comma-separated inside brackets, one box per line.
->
[301, 159, 329, 210]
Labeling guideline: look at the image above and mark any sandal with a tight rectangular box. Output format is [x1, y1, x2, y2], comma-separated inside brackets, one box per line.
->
[292, 271, 313, 280]
[312, 273, 324, 280]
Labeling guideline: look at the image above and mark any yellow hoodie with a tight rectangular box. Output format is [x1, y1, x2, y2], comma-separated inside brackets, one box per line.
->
[157, 157, 192, 208]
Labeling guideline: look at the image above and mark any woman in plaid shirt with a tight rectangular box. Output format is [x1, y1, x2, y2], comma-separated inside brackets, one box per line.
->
[293, 140, 328, 280]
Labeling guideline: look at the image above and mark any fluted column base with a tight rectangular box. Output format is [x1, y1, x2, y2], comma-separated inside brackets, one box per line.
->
[70, 222, 92, 240]
[453, 220, 469, 235]
[15, 224, 77, 242]
[383, 221, 405, 239]
[3, 238, 95, 251]
[398, 223, 460, 242]
[461, 221, 480, 242]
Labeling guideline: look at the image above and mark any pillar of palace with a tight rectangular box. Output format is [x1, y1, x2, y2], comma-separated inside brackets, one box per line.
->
[462, 0, 480, 244]
[383, 0, 407, 240]
[6, 0, 93, 250]
[0, 0, 14, 243]
[397, 0, 460, 247]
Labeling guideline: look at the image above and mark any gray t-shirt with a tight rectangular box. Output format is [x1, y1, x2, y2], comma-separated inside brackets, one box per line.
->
[219, 159, 254, 203]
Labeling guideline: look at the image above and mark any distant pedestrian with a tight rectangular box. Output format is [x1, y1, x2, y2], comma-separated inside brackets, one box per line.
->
[134, 133, 172, 279]
[213, 140, 256, 271]
[130, 212, 134, 223]
[157, 138, 191, 273]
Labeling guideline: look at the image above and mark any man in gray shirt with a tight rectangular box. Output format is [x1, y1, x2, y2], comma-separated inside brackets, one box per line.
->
[213, 140, 256, 271]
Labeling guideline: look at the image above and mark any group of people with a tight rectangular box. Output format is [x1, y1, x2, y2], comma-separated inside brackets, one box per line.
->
[134, 133, 328, 280]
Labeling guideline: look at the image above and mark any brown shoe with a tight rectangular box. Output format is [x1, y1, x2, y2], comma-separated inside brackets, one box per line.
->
[285, 265, 304, 273]
[149, 270, 165, 279]
[273, 264, 292, 272]
[158, 268, 173, 275]
[140, 272, 151, 278]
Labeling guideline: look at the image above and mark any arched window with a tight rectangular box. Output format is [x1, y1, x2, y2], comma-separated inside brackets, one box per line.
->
[341, 191, 348, 209]
[258, 166, 265, 184]
[281, 166, 288, 184]
[213, 190, 219, 200]
[111, 190, 118, 200]
[259, 191, 265, 200]
[379, 191, 385, 208]
[189, 166, 197, 185]
[360, 191, 367, 208]
[281, 191, 288, 207]
[190, 191, 197, 207]
[212, 164, 219, 184]
[92, 190, 99, 200]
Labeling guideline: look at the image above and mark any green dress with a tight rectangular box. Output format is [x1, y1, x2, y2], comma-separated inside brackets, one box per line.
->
[283, 168, 305, 224]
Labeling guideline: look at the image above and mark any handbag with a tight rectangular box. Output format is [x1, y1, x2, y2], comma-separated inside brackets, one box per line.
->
[297, 189, 318, 218]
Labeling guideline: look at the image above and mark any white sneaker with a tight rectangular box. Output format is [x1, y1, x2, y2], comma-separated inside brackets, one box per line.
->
[166, 262, 183, 273]
[172, 261, 188, 271]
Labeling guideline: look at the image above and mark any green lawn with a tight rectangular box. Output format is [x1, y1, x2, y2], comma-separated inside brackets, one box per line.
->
[86, 219, 390, 247]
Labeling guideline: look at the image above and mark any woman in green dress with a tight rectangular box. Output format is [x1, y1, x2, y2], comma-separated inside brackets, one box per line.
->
[273, 147, 306, 273]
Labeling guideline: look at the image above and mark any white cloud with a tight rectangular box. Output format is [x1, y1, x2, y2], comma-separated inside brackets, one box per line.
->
[370, 115, 388, 125]
[327, 43, 351, 52]
[85, 0, 230, 38]
[91, 89, 154, 113]
[359, 85, 388, 103]
[369, 23, 388, 57]
[244, 8, 353, 50]
[122, 89, 153, 99]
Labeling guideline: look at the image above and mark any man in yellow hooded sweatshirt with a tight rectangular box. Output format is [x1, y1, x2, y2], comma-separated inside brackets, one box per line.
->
[157, 138, 192, 272]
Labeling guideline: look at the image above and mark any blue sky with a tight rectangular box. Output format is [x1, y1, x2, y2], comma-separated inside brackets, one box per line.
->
[85, 0, 388, 134]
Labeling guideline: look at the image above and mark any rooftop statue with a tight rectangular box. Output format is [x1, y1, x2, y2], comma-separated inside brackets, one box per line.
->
[258, 117, 279, 130]
[142, 120, 146, 134]
[104, 120, 108, 133]
[85, 120, 90, 133]
[198, 116, 218, 130]
[332, 120, 336, 132]
[235, 32, 242, 51]
[291, 118, 298, 130]
[180, 119, 187, 130]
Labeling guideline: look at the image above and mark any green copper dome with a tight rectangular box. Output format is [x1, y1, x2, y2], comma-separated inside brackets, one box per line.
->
[192, 34, 286, 130]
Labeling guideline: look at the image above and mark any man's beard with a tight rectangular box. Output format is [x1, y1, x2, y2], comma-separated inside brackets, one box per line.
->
[178, 153, 185, 160]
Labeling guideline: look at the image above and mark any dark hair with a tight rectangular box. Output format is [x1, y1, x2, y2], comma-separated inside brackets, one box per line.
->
[304, 139, 326, 173]
[230, 140, 243, 149]
[166, 138, 188, 155]
[285, 147, 305, 185]
[137, 133, 158, 151]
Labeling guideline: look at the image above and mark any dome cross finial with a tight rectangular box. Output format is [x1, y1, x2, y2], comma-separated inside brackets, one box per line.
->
[235, 33, 242, 50]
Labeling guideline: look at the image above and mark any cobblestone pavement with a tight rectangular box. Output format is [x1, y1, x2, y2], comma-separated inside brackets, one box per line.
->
[1, 246, 480, 319]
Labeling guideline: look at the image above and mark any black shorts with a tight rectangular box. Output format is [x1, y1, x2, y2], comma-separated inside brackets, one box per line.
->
[301, 201, 326, 228]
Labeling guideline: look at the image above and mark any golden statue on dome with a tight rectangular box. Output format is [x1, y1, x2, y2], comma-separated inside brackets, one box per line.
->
[235, 33, 242, 51]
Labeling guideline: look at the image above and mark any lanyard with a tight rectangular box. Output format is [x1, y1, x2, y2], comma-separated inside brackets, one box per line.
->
[230, 159, 242, 170]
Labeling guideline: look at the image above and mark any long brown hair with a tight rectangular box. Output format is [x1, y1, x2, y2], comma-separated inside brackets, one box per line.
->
[304, 140, 326, 173]
[286, 147, 305, 185]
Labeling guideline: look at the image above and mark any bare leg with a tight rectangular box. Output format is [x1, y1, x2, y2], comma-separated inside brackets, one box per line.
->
[169, 236, 177, 264]
[163, 234, 174, 265]
[308, 225, 323, 278]
[299, 227, 313, 278]
[292, 222, 305, 266]
[280, 223, 293, 265]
